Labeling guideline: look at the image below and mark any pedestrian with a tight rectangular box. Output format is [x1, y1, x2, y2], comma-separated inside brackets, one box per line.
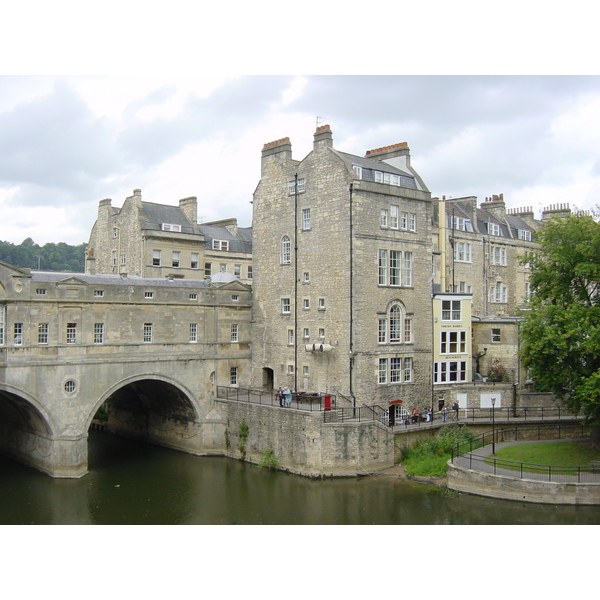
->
[276, 387, 284, 407]
[283, 387, 292, 408]
[452, 401, 459, 420]
[441, 406, 448, 422]
[427, 407, 433, 422]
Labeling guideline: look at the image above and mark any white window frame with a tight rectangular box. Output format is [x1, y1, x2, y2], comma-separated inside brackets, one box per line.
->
[231, 323, 239, 343]
[378, 358, 387, 384]
[152, 249, 161, 266]
[302, 208, 311, 230]
[380, 209, 388, 227]
[230, 366, 238, 386]
[390, 205, 399, 229]
[281, 298, 291, 314]
[144, 291, 154, 299]
[434, 360, 467, 383]
[172, 252, 180, 268]
[94, 322, 104, 344]
[491, 246, 507, 266]
[455, 242, 472, 263]
[38, 322, 49, 345]
[378, 249, 387, 285]
[143, 323, 153, 343]
[36, 288, 47, 295]
[162, 223, 181, 232]
[390, 250, 401, 286]
[492, 328, 501, 343]
[442, 300, 461, 321]
[440, 330, 467, 354]
[94, 290, 104, 297]
[191, 253, 199, 269]
[488, 222, 501, 236]
[281, 235, 291, 264]
[66, 323, 77, 344]
[189, 323, 198, 343]
[404, 357, 413, 382]
[404, 252, 413, 287]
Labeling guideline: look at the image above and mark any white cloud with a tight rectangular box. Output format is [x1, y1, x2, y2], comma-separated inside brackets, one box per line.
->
[1, 75, 599, 246]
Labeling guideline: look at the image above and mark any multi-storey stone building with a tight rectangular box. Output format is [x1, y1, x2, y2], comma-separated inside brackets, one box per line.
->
[250, 125, 434, 408]
[86, 189, 252, 284]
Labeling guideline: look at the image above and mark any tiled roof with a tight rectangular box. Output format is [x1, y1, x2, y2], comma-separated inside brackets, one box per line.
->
[31, 271, 210, 288]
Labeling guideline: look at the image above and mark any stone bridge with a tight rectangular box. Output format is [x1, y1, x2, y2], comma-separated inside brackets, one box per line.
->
[0, 263, 252, 477]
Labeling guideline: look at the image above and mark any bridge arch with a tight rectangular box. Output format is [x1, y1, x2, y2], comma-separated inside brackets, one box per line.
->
[87, 373, 204, 457]
[0, 383, 58, 473]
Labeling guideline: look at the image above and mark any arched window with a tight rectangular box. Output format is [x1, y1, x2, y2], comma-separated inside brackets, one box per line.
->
[389, 305, 402, 343]
[281, 235, 291, 264]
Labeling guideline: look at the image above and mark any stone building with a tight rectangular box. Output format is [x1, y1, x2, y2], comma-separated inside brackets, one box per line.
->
[250, 125, 434, 408]
[85, 189, 252, 284]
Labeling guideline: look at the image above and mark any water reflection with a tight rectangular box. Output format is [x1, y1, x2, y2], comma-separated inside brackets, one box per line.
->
[0, 431, 599, 525]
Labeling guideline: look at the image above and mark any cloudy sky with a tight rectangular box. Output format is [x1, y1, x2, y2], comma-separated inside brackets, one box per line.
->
[1, 3, 598, 247]
[2, 74, 598, 246]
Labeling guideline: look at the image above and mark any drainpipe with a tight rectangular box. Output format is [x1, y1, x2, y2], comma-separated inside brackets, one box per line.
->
[349, 183, 356, 408]
[294, 173, 299, 392]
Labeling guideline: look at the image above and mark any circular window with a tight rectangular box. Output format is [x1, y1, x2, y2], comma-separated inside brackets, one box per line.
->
[64, 380, 77, 394]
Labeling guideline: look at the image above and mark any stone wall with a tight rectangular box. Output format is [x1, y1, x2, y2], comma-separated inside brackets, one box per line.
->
[448, 462, 600, 505]
[216, 399, 394, 476]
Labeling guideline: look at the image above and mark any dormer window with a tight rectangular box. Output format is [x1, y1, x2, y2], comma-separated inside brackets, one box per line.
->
[487, 222, 502, 236]
[162, 223, 181, 232]
[448, 215, 474, 232]
[519, 229, 532, 241]
[352, 164, 363, 179]
[212, 240, 229, 251]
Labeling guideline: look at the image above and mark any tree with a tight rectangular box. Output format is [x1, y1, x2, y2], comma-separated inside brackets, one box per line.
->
[520, 210, 600, 446]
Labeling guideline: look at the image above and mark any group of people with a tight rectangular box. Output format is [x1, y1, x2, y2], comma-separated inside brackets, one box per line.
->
[276, 387, 292, 408]
[406, 402, 460, 424]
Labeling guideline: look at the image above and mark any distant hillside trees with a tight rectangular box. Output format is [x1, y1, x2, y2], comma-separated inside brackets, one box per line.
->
[0, 238, 86, 272]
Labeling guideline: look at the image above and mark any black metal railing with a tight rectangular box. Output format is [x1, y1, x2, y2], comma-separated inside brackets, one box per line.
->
[449, 405, 580, 421]
[322, 404, 388, 424]
[216, 386, 336, 412]
[450, 423, 599, 483]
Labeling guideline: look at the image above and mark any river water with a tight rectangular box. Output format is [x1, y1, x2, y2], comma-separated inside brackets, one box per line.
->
[1, 431, 599, 525]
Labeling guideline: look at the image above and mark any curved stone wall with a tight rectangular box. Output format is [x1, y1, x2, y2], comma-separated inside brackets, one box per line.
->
[447, 461, 600, 505]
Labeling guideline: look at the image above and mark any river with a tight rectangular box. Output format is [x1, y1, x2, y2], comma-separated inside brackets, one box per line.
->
[1, 430, 599, 525]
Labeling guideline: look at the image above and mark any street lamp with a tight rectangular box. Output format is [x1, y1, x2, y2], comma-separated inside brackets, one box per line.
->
[491, 396, 496, 455]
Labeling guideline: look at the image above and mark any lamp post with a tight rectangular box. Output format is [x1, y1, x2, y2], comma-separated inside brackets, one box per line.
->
[491, 396, 496, 455]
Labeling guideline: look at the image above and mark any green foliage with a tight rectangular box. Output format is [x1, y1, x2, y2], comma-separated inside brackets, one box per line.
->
[401, 426, 476, 477]
[257, 448, 279, 470]
[488, 358, 508, 382]
[94, 406, 108, 422]
[238, 420, 249, 441]
[520, 211, 600, 431]
[0, 238, 86, 271]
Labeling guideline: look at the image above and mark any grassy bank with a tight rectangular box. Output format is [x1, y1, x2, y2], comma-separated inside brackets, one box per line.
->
[400, 425, 476, 477]
[489, 440, 600, 468]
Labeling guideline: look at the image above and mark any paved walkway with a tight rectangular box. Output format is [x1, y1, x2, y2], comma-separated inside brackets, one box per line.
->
[453, 439, 600, 484]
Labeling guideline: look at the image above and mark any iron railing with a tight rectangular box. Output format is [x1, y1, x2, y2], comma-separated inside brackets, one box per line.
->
[216, 386, 336, 412]
[450, 423, 600, 483]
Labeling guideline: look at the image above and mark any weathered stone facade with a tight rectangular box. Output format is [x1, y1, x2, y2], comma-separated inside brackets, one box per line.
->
[0, 261, 252, 476]
[86, 189, 252, 284]
[250, 126, 433, 409]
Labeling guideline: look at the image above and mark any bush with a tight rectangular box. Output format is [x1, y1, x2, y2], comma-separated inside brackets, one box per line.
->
[401, 425, 475, 477]
[258, 448, 279, 470]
